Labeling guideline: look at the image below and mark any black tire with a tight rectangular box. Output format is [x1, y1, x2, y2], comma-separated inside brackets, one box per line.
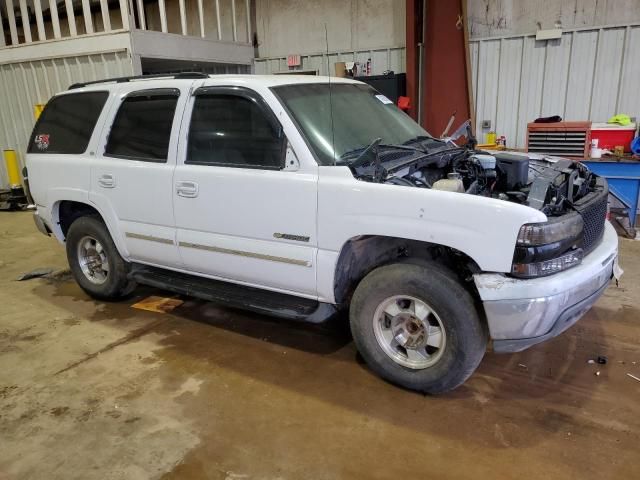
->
[350, 262, 486, 394]
[65, 215, 136, 300]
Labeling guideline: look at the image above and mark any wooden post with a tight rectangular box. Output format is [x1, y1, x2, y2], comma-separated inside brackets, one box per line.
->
[5, 0, 19, 45]
[18, 0, 32, 43]
[100, 0, 111, 32]
[158, 0, 168, 33]
[33, 0, 47, 40]
[49, 0, 61, 38]
[81, 0, 94, 33]
[64, 0, 77, 36]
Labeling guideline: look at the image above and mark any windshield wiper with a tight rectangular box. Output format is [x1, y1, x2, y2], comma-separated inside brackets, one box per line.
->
[338, 141, 423, 166]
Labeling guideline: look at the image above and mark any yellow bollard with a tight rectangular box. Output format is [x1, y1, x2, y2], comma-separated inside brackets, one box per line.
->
[34, 104, 45, 120]
[3, 150, 22, 187]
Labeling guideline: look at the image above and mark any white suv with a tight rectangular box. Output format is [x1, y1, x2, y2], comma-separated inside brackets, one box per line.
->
[27, 73, 619, 393]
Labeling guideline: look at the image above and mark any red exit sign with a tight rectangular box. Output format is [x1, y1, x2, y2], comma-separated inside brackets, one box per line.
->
[287, 54, 301, 67]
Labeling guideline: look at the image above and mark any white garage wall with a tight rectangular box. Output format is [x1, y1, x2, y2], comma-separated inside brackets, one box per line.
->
[470, 24, 640, 148]
[467, 0, 640, 38]
[0, 51, 133, 186]
[253, 0, 405, 74]
[254, 46, 405, 75]
[255, 0, 405, 57]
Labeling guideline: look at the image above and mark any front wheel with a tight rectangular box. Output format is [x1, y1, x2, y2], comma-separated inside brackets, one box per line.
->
[349, 262, 487, 394]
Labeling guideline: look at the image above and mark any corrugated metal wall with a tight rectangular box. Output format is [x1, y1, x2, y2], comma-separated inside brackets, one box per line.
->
[0, 51, 133, 187]
[470, 23, 640, 148]
[254, 47, 406, 76]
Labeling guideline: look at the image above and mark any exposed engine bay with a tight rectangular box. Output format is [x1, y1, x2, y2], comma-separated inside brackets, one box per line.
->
[345, 136, 604, 217]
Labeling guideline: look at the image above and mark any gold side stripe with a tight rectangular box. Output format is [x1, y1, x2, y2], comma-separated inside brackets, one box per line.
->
[178, 241, 311, 267]
[126, 232, 175, 245]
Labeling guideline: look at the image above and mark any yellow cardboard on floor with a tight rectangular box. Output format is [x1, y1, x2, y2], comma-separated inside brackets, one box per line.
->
[131, 296, 183, 313]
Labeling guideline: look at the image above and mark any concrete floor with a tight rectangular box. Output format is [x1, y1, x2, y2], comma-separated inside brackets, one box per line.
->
[1, 211, 639, 480]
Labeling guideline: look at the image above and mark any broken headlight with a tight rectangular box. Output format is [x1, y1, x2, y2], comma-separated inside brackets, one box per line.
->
[511, 249, 584, 278]
[512, 215, 584, 277]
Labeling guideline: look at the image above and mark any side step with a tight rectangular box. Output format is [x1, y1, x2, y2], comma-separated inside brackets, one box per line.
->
[129, 265, 337, 323]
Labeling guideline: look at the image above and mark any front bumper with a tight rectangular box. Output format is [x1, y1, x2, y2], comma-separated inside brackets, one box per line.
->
[474, 221, 619, 353]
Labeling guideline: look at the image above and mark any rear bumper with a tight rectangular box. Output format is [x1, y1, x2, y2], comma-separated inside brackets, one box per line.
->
[474, 221, 618, 353]
[33, 210, 50, 236]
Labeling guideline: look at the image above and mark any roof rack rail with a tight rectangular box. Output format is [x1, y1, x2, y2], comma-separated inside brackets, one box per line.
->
[68, 72, 209, 90]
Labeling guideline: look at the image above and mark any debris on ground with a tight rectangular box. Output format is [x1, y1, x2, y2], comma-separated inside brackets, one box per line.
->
[588, 359, 596, 364]
[627, 373, 640, 383]
[16, 268, 54, 281]
[595, 371, 601, 376]
[131, 296, 184, 313]
[597, 356, 608, 365]
[45, 268, 73, 282]
[517, 363, 527, 369]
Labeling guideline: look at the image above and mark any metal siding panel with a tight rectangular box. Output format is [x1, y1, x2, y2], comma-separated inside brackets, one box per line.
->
[371, 50, 387, 74]
[389, 48, 403, 73]
[540, 34, 572, 117]
[618, 26, 640, 117]
[254, 60, 267, 74]
[356, 51, 370, 71]
[469, 25, 640, 149]
[254, 47, 406, 75]
[565, 30, 598, 120]
[495, 37, 523, 148]
[0, 52, 133, 187]
[474, 40, 500, 140]
[305, 55, 325, 75]
[590, 28, 626, 121]
[516, 37, 546, 148]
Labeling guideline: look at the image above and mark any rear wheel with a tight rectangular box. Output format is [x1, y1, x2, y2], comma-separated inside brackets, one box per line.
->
[349, 262, 486, 394]
[66, 216, 136, 300]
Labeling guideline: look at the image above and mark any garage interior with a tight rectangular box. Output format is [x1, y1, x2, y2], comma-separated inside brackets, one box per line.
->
[2, 0, 640, 479]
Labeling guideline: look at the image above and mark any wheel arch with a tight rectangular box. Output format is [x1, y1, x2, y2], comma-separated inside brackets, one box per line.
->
[332, 235, 482, 308]
[51, 200, 129, 259]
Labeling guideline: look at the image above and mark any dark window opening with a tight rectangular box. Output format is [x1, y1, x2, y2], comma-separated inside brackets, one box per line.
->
[28, 91, 108, 154]
[105, 91, 179, 162]
[187, 94, 284, 169]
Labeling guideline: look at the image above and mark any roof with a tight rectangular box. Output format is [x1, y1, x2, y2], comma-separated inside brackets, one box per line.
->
[65, 73, 362, 93]
[203, 74, 362, 87]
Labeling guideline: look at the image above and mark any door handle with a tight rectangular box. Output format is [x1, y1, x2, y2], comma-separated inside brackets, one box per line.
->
[176, 181, 199, 198]
[98, 174, 115, 188]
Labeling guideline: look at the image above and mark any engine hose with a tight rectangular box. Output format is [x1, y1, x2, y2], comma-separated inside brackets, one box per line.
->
[465, 180, 478, 194]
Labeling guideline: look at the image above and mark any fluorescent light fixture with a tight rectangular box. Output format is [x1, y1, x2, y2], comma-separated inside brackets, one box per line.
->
[536, 28, 563, 40]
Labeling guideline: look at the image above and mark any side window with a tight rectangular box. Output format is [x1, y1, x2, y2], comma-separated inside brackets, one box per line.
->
[105, 89, 179, 162]
[187, 94, 284, 169]
[28, 91, 108, 154]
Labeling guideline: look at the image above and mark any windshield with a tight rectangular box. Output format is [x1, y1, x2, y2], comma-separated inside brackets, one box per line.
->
[271, 83, 433, 165]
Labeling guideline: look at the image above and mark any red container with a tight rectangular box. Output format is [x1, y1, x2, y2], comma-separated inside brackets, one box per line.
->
[591, 123, 637, 152]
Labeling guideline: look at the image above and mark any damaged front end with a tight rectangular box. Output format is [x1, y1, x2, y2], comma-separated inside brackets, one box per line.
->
[344, 135, 609, 278]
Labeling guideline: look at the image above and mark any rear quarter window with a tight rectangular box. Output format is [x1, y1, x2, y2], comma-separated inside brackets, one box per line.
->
[28, 91, 109, 154]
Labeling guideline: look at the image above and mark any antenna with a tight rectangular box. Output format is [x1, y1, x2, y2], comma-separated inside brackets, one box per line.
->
[325, 24, 336, 164]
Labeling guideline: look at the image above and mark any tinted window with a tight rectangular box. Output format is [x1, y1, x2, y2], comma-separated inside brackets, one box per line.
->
[187, 94, 283, 169]
[28, 91, 108, 154]
[105, 90, 179, 162]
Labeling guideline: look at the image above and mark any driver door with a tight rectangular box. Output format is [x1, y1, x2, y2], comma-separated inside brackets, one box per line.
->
[173, 86, 318, 296]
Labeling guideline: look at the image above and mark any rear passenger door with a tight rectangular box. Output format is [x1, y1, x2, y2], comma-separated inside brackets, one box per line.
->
[89, 85, 189, 268]
[173, 86, 318, 296]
